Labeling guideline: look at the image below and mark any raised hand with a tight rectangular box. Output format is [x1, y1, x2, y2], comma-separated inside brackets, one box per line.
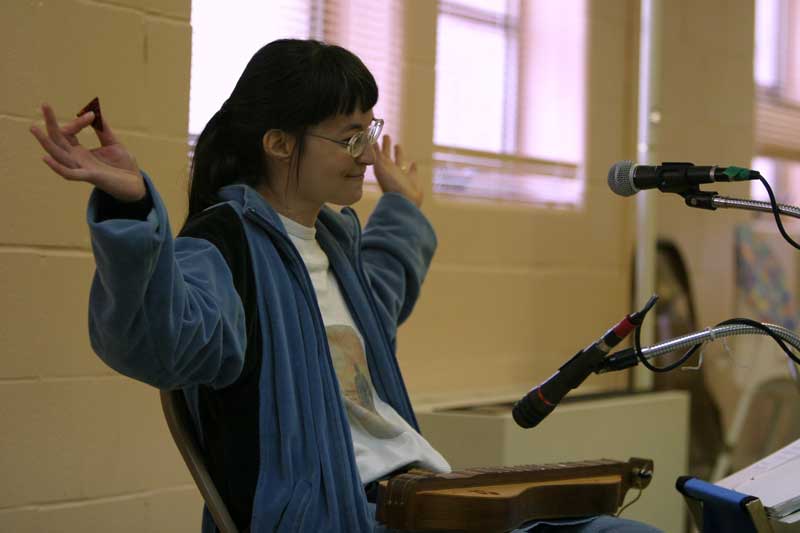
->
[30, 103, 146, 202]
[374, 134, 424, 207]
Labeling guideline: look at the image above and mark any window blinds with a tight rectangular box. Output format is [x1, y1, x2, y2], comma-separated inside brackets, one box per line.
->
[189, 0, 405, 148]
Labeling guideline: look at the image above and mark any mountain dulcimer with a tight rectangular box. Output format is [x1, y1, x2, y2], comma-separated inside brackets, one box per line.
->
[376, 457, 654, 532]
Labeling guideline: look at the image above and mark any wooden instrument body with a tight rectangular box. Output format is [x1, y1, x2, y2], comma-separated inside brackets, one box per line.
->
[376, 458, 653, 532]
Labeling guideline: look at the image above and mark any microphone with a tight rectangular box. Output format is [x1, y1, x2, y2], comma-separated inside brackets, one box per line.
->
[512, 296, 658, 429]
[608, 161, 761, 197]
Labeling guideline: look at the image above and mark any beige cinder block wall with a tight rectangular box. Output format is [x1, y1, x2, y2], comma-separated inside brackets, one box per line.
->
[0, 0, 755, 531]
[654, 0, 755, 327]
[1, 1, 202, 531]
[365, 0, 637, 405]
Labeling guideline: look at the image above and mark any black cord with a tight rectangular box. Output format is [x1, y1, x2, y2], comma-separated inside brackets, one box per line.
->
[629, 296, 700, 372]
[758, 176, 800, 250]
[716, 318, 800, 366]
[616, 487, 643, 517]
[633, 324, 702, 373]
[633, 315, 800, 371]
[631, 177, 800, 370]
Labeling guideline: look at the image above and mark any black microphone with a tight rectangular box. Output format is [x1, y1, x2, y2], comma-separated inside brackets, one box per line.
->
[512, 296, 658, 429]
[511, 344, 609, 429]
[608, 161, 761, 197]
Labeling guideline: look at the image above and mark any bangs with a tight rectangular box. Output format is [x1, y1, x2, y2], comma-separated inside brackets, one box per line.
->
[225, 39, 379, 132]
[305, 43, 379, 122]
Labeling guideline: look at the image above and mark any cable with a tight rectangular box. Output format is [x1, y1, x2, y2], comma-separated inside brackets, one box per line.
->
[631, 298, 701, 372]
[633, 323, 701, 372]
[616, 488, 643, 517]
[631, 315, 800, 372]
[715, 317, 800, 366]
[758, 176, 800, 251]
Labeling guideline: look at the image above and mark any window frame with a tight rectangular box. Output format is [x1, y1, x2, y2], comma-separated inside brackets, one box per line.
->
[753, 0, 800, 203]
[431, 0, 585, 207]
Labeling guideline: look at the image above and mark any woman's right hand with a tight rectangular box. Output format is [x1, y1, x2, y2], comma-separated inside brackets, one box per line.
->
[30, 103, 146, 202]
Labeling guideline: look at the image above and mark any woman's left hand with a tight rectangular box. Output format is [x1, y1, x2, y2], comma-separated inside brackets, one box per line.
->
[373, 135, 423, 207]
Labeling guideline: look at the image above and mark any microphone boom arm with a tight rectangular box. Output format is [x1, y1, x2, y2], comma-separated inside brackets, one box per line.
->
[597, 322, 800, 376]
[682, 192, 800, 219]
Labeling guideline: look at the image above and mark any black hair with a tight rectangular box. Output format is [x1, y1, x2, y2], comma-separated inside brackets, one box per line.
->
[187, 39, 378, 220]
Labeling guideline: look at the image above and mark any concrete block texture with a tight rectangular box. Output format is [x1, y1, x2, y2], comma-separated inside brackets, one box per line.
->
[0, 487, 201, 533]
[0, 1, 190, 137]
[96, 0, 190, 21]
[0, 379, 191, 508]
[398, 265, 629, 395]
[2, 0, 196, 529]
[3, 117, 189, 247]
[0, 251, 107, 379]
[427, 190, 629, 272]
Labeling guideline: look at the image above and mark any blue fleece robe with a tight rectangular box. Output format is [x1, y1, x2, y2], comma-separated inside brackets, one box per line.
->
[87, 174, 434, 531]
[85, 176, 662, 533]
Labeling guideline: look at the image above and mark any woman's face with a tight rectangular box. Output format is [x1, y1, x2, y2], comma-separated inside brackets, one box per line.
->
[295, 107, 377, 208]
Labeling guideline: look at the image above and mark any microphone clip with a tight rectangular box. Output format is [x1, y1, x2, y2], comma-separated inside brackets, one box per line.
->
[654, 162, 703, 196]
[682, 190, 720, 211]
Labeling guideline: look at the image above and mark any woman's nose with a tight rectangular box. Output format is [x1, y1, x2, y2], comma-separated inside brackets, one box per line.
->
[357, 141, 377, 165]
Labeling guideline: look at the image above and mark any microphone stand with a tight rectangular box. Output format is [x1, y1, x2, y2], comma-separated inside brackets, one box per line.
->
[681, 190, 800, 219]
[597, 322, 800, 386]
[597, 321, 800, 482]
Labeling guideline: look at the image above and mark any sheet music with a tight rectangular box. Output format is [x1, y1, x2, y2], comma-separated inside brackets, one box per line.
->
[716, 437, 800, 517]
[734, 455, 800, 516]
[717, 437, 800, 491]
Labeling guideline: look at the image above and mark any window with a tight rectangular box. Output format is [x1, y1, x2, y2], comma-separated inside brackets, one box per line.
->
[752, 0, 800, 204]
[189, 0, 313, 137]
[190, 1, 588, 205]
[189, 0, 404, 184]
[433, 0, 587, 206]
[754, 0, 782, 91]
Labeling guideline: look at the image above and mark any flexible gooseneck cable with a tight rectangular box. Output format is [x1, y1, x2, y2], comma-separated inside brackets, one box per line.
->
[598, 322, 800, 387]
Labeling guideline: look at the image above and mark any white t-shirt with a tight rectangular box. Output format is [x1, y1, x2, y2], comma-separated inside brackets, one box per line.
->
[279, 214, 450, 484]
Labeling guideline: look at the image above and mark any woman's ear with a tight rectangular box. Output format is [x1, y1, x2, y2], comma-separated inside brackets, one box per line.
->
[262, 129, 296, 161]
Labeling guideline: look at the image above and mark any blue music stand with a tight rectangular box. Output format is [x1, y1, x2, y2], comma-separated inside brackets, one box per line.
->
[676, 476, 773, 533]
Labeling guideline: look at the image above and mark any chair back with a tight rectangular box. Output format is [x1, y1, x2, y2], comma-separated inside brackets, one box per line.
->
[160, 389, 239, 533]
[676, 476, 772, 533]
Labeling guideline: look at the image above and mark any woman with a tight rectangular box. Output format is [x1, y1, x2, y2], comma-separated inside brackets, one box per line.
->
[31, 39, 660, 533]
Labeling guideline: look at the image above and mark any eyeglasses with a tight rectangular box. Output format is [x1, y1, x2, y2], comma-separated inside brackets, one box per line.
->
[307, 118, 384, 158]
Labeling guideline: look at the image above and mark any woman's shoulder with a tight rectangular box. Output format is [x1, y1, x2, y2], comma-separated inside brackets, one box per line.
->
[179, 203, 252, 269]
[318, 204, 361, 244]
[180, 202, 244, 240]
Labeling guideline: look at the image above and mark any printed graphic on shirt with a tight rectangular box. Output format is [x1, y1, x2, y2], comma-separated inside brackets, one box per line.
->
[327, 325, 403, 439]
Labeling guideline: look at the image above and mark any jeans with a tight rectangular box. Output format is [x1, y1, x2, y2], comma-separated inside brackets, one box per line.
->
[368, 503, 664, 533]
